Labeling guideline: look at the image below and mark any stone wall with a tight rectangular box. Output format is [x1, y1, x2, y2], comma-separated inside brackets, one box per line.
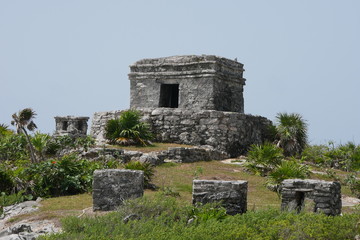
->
[129, 55, 246, 112]
[280, 179, 342, 216]
[93, 169, 144, 211]
[192, 180, 248, 215]
[54, 116, 89, 137]
[79, 146, 228, 165]
[90, 108, 272, 157]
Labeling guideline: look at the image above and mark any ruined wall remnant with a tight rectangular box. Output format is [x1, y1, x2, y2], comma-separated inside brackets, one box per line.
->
[90, 108, 271, 157]
[93, 169, 144, 211]
[280, 179, 341, 216]
[129, 55, 246, 113]
[54, 116, 89, 137]
[192, 180, 248, 215]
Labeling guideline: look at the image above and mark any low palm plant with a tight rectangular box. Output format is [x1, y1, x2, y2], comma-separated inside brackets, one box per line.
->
[267, 160, 310, 191]
[246, 142, 284, 176]
[105, 110, 153, 146]
[124, 161, 155, 188]
[275, 112, 308, 157]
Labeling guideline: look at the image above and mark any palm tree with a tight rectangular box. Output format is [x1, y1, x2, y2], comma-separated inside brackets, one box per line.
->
[275, 112, 308, 157]
[11, 108, 38, 163]
[0, 123, 13, 138]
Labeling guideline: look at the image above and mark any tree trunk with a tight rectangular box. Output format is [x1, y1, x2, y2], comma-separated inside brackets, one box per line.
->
[22, 127, 38, 163]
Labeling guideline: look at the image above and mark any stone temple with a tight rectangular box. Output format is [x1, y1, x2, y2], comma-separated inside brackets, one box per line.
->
[91, 55, 272, 157]
[129, 55, 246, 112]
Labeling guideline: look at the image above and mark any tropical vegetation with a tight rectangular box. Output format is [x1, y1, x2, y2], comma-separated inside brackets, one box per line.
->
[104, 109, 153, 146]
[40, 196, 360, 240]
[273, 112, 308, 157]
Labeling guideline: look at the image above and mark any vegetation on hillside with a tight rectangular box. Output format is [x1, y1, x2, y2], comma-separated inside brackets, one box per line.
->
[1, 109, 360, 239]
[40, 196, 360, 240]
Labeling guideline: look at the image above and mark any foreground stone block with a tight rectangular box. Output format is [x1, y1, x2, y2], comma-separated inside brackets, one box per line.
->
[93, 169, 144, 211]
[280, 179, 341, 216]
[192, 180, 248, 215]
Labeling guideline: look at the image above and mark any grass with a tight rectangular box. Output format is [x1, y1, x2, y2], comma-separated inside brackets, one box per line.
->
[5, 159, 359, 227]
[153, 161, 280, 208]
[106, 142, 194, 153]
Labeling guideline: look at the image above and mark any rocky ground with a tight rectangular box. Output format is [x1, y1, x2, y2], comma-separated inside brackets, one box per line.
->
[0, 199, 61, 240]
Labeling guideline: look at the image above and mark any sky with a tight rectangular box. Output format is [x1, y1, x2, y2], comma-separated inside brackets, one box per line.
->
[1, 0, 359, 145]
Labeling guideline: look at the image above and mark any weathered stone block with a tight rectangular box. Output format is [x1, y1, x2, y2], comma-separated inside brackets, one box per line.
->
[280, 179, 341, 216]
[192, 180, 248, 215]
[93, 169, 144, 211]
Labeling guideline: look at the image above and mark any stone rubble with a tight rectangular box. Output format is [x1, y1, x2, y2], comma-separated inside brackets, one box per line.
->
[0, 199, 60, 240]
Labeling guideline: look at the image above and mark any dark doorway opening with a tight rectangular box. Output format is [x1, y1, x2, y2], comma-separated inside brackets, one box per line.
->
[77, 121, 83, 131]
[159, 84, 179, 108]
[62, 121, 68, 131]
[294, 191, 305, 213]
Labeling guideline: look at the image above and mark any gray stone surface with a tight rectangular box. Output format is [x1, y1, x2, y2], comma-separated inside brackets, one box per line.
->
[0, 199, 60, 240]
[129, 55, 246, 113]
[90, 108, 271, 157]
[280, 179, 342, 216]
[192, 180, 248, 215]
[93, 169, 144, 211]
[54, 116, 89, 137]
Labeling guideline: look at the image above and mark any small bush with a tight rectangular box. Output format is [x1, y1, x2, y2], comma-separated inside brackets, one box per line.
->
[0, 169, 14, 194]
[25, 155, 105, 197]
[105, 110, 153, 146]
[302, 142, 360, 171]
[124, 161, 154, 188]
[246, 143, 283, 176]
[344, 174, 360, 198]
[0, 134, 28, 161]
[267, 160, 310, 191]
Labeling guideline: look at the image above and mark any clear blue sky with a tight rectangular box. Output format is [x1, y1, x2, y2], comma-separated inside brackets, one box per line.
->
[1, 0, 359, 145]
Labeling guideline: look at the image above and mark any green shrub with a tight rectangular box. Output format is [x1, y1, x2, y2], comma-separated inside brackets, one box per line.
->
[105, 110, 153, 146]
[25, 154, 104, 197]
[246, 142, 284, 176]
[274, 112, 308, 157]
[344, 174, 360, 198]
[0, 134, 28, 161]
[0, 168, 14, 194]
[189, 202, 227, 224]
[124, 161, 154, 188]
[303, 142, 360, 171]
[31, 132, 51, 161]
[267, 160, 310, 191]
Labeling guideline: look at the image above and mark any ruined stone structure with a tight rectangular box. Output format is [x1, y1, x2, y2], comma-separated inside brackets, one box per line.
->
[90, 55, 272, 157]
[192, 180, 248, 215]
[129, 55, 246, 112]
[92, 169, 144, 211]
[91, 108, 271, 157]
[54, 116, 89, 137]
[280, 179, 342, 216]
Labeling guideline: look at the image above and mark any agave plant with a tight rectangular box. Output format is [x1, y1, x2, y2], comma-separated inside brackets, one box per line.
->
[275, 112, 308, 157]
[105, 110, 153, 146]
[11, 108, 38, 163]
